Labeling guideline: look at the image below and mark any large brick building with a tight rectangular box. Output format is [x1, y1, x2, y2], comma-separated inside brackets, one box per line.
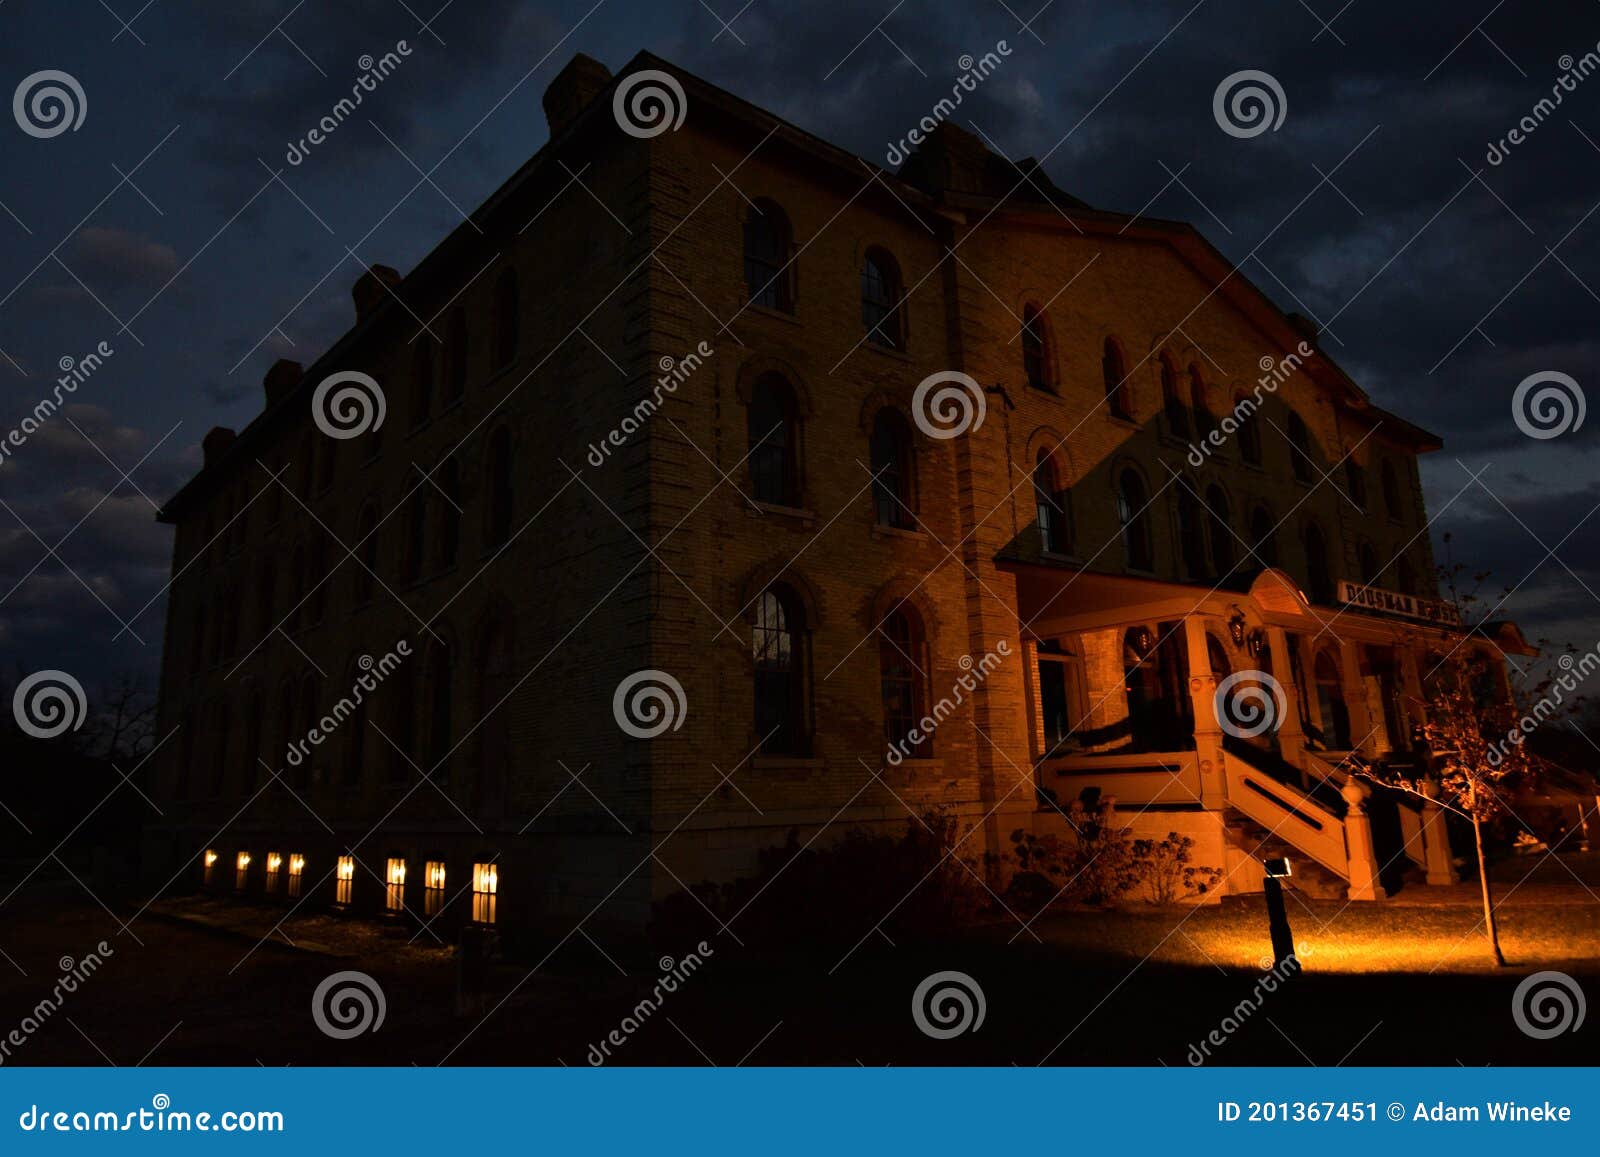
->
[148, 50, 1521, 934]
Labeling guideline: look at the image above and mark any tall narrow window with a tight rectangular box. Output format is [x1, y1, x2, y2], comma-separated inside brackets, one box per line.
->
[427, 640, 453, 786]
[1161, 356, 1188, 439]
[494, 267, 519, 367]
[1347, 460, 1368, 509]
[472, 862, 498, 924]
[258, 560, 275, 632]
[748, 375, 800, 507]
[1382, 460, 1403, 521]
[753, 586, 807, 756]
[412, 342, 434, 428]
[861, 248, 903, 350]
[1287, 412, 1313, 483]
[404, 489, 426, 583]
[1177, 488, 1207, 579]
[1396, 555, 1418, 595]
[1190, 365, 1215, 442]
[1021, 305, 1052, 391]
[744, 201, 793, 312]
[344, 661, 367, 786]
[297, 673, 320, 790]
[387, 660, 416, 784]
[1359, 543, 1380, 585]
[1237, 393, 1262, 465]
[444, 308, 467, 406]
[1117, 468, 1153, 571]
[436, 457, 461, 570]
[355, 504, 378, 603]
[1304, 522, 1333, 604]
[424, 860, 446, 917]
[1250, 506, 1278, 568]
[878, 607, 929, 757]
[334, 854, 354, 906]
[1104, 338, 1132, 420]
[307, 536, 328, 624]
[486, 427, 513, 548]
[1205, 484, 1234, 575]
[870, 409, 914, 529]
[1034, 451, 1070, 555]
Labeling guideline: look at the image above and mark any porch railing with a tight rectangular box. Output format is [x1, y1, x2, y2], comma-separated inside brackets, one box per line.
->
[1037, 751, 1202, 807]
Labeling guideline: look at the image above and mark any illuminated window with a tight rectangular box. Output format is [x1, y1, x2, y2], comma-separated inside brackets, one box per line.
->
[265, 852, 282, 894]
[287, 853, 305, 898]
[424, 860, 446, 917]
[472, 862, 498, 925]
[385, 857, 406, 912]
[203, 848, 218, 887]
[235, 851, 251, 891]
[335, 854, 354, 906]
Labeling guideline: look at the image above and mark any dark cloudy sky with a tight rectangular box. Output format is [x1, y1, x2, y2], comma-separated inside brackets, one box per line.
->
[2, 0, 1597, 690]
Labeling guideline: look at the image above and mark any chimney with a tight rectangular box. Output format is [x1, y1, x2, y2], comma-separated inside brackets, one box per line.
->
[264, 358, 302, 406]
[352, 264, 401, 320]
[544, 53, 613, 136]
[202, 426, 236, 468]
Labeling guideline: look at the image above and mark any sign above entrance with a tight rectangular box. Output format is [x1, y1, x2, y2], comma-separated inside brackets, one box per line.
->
[1336, 580, 1461, 626]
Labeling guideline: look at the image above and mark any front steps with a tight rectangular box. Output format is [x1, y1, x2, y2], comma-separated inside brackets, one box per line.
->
[1222, 811, 1349, 899]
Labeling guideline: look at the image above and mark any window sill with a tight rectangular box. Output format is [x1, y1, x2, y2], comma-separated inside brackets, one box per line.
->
[1039, 548, 1081, 566]
[1025, 381, 1059, 397]
[870, 522, 926, 542]
[863, 340, 913, 363]
[749, 501, 815, 527]
[752, 755, 824, 773]
[745, 303, 800, 327]
[1107, 414, 1141, 432]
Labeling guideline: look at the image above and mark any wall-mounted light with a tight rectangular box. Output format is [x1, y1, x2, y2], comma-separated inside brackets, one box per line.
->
[1247, 628, 1267, 658]
[1227, 607, 1247, 646]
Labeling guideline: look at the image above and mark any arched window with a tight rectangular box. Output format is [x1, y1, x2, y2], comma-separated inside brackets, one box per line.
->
[343, 660, 367, 786]
[1205, 484, 1233, 575]
[486, 427, 513, 548]
[436, 457, 461, 570]
[1190, 365, 1215, 441]
[1160, 355, 1188, 439]
[1396, 554, 1418, 596]
[1103, 338, 1132, 420]
[1117, 467, 1153, 571]
[1359, 543, 1380, 585]
[296, 673, 320, 790]
[753, 585, 808, 756]
[869, 409, 914, 529]
[1346, 460, 1367, 509]
[355, 504, 378, 603]
[1237, 392, 1262, 465]
[411, 341, 434, 428]
[748, 374, 800, 507]
[426, 640, 453, 786]
[444, 308, 468, 405]
[1177, 488, 1207, 579]
[1250, 506, 1278, 568]
[1034, 450, 1071, 555]
[277, 679, 296, 785]
[879, 606, 929, 756]
[1021, 305, 1052, 391]
[244, 692, 264, 791]
[474, 613, 513, 818]
[744, 200, 794, 313]
[1287, 411, 1313, 483]
[493, 267, 519, 367]
[387, 660, 415, 783]
[1381, 460, 1403, 521]
[1304, 522, 1333, 604]
[861, 248, 903, 350]
[212, 699, 230, 797]
[403, 489, 426, 583]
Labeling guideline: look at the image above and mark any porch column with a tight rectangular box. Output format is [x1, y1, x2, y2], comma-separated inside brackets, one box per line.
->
[1340, 781, 1387, 900]
[1183, 617, 1226, 806]
[1021, 639, 1043, 760]
[1264, 626, 1307, 776]
[1339, 640, 1380, 756]
[1398, 646, 1426, 744]
[1420, 776, 1459, 885]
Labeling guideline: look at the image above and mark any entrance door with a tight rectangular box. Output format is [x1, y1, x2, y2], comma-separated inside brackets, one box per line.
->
[1313, 650, 1352, 749]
